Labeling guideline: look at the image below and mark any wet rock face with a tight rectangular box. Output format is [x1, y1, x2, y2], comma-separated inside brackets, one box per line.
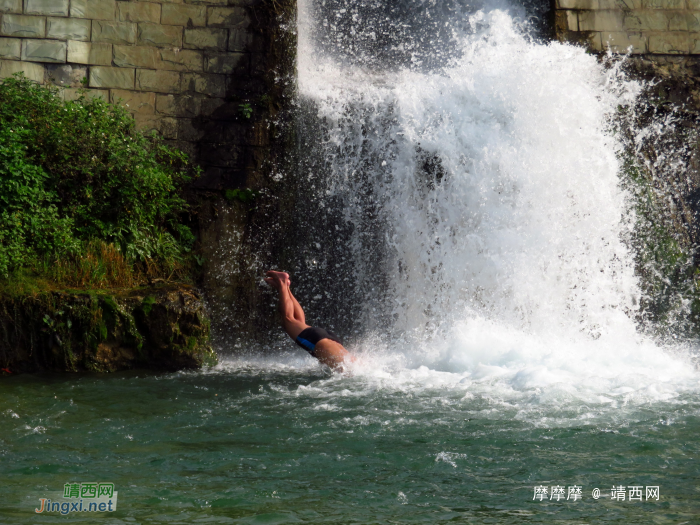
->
[0, 285, 216, 374]
[196, 194, 281, 349]
[625, 55, 700, 250]
[610, 54, 700, 336]
[133, 287, 216, 371]
[626, 56, 700, 115]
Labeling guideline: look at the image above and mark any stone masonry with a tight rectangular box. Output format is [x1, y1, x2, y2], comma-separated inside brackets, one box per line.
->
[555, 0, 700, 54]
[0, 0, 274, 189]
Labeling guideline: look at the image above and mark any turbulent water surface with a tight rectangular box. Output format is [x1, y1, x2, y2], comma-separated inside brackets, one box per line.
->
[1, 359, 700, 523]
[3, 0, 700, 523]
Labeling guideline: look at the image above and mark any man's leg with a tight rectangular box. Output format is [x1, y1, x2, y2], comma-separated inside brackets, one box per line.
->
[266, 271, 305, 324]
[266, 271, 308, 339]
[288, 289, 306, 325]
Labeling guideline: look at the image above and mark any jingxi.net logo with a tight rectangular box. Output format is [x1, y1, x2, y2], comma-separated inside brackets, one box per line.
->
[35, 482, 118, 515]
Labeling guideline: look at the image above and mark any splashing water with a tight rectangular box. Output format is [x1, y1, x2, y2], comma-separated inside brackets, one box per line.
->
[294, 1, 698, 404]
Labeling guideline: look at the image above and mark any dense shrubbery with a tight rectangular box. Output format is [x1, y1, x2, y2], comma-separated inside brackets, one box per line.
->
[0, 74, 199, 287]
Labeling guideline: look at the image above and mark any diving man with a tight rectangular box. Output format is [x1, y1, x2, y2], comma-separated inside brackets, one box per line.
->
[265, 270, 353, 370]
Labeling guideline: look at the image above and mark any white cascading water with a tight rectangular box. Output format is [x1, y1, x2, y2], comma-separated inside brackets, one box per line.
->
[294, 0, 697, 405]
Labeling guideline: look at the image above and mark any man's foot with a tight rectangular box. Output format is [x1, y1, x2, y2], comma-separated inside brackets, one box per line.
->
[265, 270, 290, 288]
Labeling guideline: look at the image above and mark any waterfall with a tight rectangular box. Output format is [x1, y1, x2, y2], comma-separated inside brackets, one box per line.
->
[291, 0, 696, 393]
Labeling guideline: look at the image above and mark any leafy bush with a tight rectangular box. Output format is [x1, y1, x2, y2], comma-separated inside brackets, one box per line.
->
[0, 74, 199, 284]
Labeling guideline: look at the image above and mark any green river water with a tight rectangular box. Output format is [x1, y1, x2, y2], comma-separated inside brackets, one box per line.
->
[2, 355, 699, 524]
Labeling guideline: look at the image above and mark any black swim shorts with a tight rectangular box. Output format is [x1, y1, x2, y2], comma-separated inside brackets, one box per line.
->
[295, 327, 342, 356]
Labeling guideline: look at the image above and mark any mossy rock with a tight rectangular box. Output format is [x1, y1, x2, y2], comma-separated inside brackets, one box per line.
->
[0, 284, 216, 374]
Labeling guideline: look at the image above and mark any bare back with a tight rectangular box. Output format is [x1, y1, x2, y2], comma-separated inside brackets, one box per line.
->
[313, 338, 353, 369]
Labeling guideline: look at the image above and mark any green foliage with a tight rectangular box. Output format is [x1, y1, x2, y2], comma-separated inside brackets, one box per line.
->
[141, 295, 156, 316]
[238, 103, 253, 119]
[0, 126, 77, 275]
[224, 188, 259, 203]
[0, 74, 200, 283]
[259, 94, 272, 107]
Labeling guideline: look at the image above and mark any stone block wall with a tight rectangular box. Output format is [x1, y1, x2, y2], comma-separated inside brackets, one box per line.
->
[555, 0, 700, 54]
[0, 0, 275, 189]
